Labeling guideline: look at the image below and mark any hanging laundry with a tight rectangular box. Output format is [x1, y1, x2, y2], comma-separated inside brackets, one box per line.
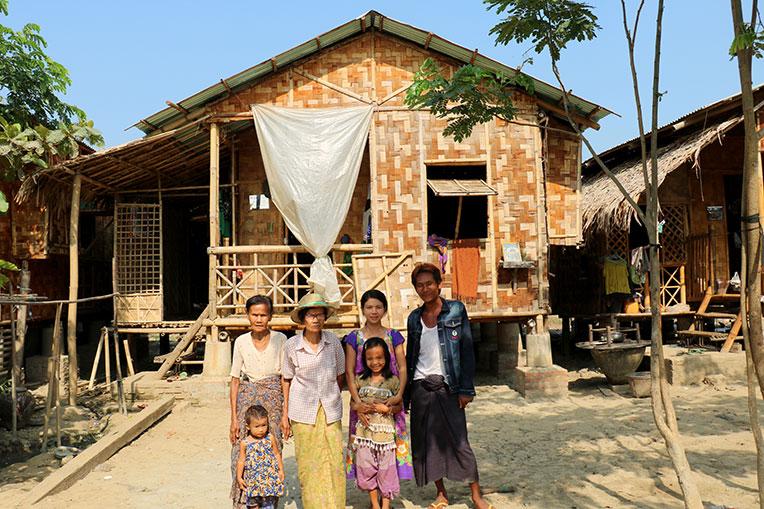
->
[629, 246, 649, 286]
[603, 255, 631, 295]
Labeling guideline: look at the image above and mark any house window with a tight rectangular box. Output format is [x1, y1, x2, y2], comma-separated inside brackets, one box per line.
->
[425, 164, 495, 239]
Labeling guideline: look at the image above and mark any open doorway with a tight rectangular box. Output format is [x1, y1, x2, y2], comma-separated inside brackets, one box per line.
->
[163, 195, 209, 320]
[724, 174, 742, 280]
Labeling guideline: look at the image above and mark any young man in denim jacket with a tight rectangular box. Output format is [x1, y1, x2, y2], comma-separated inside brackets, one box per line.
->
[405, 262, 492, 509]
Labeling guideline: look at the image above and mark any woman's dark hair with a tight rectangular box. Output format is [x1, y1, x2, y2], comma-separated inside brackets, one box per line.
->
[245, 295, 273, 315]
[245, 404, 269, 426]
[360, 289, 388, 311]
[359, 337, 393, 380]
[411, 262, 442, 286]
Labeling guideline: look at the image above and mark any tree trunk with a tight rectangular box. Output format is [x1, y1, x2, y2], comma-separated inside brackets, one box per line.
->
[731, 0, 764, 398]
[730, 1, 764, 505]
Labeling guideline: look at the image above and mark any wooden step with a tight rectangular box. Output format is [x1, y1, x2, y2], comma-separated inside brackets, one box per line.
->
[709, 293, 742, 301]
[695, 312, 738, 319]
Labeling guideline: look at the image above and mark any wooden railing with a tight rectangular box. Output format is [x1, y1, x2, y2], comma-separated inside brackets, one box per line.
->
[208, 244, 373, 316]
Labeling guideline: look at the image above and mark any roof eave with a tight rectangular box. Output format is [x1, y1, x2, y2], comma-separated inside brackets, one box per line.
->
[132, 10, 613, 135]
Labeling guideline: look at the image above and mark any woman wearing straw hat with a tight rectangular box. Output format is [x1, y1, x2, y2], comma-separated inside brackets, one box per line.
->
[281, 292, 346, 509]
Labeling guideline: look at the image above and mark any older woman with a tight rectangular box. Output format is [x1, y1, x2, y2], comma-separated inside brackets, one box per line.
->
[281, 292, 346, 509]
[229, 295, 286, 509]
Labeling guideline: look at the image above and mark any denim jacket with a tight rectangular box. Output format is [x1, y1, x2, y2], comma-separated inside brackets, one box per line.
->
[404, 298, 476, 406]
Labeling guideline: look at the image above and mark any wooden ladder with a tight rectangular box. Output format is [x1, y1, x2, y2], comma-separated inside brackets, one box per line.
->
[677, 287, 742, 352]
[153, 305, 210, 379]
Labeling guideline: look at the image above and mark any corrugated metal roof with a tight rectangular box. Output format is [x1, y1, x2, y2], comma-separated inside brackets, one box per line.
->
[134, 10, 613, 135]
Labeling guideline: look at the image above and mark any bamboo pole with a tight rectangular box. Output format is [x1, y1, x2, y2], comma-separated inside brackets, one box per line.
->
[9, 294, 17, 437]
[67, 173, 82, 405]
[87, 328, 105, 390]
[42, 303, 63, 452]
[209, 123, 220, 325]
[113, 328, 127, 415]
[454, 196, 464, 239]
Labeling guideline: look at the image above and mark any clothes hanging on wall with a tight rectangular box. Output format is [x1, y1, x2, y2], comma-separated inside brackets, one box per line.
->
[603, 255, 631, 295]
[451, 239, 480, 302]
[629, 246, 649, 286]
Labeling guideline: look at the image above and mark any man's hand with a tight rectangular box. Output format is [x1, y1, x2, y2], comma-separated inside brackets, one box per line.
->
[458, 394, 474, 409]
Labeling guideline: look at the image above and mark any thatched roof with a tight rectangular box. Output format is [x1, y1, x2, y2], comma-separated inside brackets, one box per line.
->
[580, 115, 742, 236]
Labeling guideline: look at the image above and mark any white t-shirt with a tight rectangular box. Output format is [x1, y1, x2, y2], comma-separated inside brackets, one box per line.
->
[229, 331, 286, 380]
[414, 319, 444, 380]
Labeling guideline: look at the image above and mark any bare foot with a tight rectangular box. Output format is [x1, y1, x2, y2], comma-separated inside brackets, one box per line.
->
[471, 494, 492, 509]
[428, 493, 449, 508]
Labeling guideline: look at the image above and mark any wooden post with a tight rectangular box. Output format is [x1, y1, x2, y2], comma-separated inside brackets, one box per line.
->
[13, 261, 30, 386]
[112, 328, 127, 415]
[209, 123, 220, 326]
[87, 328, 105, 390]
[42, 303, 63, 452]
[454, 196, 464, 239]
[67, 173, 82, 405]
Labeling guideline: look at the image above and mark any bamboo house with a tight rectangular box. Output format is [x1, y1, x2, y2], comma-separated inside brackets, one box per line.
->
[551, 85, 764, 333]
[11, 11, 611, 378]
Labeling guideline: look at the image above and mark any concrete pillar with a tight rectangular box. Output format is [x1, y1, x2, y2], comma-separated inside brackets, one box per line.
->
[526, 332, 553, 367]
[202, 326, 231, 377]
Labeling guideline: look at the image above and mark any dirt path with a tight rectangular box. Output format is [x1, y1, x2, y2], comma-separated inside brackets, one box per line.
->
[3, 375, 760, 508]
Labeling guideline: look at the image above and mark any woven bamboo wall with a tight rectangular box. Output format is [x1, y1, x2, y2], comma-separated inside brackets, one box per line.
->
[209, 31, 576, 316]
[545, 121, 581, 245]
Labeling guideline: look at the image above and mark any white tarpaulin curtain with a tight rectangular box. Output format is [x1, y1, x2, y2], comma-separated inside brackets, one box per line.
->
[251, 104, 374, 306]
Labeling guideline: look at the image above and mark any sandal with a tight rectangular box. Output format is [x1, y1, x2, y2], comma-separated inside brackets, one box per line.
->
[428, 503, 448, 509]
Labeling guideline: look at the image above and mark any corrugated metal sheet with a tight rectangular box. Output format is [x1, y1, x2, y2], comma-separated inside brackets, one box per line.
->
[135, 10, 612, 135]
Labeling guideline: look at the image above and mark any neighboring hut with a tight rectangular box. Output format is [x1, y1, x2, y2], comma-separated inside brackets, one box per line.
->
[18, 11, 610, 379]
[551, 85, 764, 320]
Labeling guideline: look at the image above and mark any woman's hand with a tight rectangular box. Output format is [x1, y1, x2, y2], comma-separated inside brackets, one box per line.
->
[237, 477, 247, 491]
[384, 393, 402, 407]
[280, 415, 292, 441]
[357, 403, 372, 427]
[229, 420, 239, 445]
[278, 467, 285, 482]
[374, 403, 391, 414]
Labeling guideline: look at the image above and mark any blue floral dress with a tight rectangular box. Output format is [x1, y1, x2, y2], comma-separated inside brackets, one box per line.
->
[243, 433, 284, 503]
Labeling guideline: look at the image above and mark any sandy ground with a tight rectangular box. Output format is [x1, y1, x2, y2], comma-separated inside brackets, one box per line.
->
[1, 372, 760, 509]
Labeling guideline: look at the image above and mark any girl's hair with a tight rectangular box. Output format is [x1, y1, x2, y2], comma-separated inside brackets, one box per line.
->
[245, 404, 269, 426]
[359, 337, 393, 380]
[360, 289, 388, 311]
[245, 295, 273, 315]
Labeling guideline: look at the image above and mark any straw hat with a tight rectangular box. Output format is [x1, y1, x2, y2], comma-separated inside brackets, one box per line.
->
[289, 292, 336, 324]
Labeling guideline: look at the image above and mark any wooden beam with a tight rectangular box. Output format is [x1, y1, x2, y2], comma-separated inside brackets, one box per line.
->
[424, 32, 433, 49]
[23, 396, 175, 506]
[154, 305, 209, 379]
[315, 37, 321, 50]
[165, 100, 190, 116]
[469, 48, 478, 65]
[536, 98, 600, 130]
[292, 68, 373, 104]
[66, 174, 81, 405]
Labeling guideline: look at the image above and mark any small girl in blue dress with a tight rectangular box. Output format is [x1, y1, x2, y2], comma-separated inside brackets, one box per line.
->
[236, 405, 285, 509]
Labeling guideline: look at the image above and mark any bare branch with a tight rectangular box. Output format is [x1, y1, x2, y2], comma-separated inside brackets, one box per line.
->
[549, 61, 647, 226]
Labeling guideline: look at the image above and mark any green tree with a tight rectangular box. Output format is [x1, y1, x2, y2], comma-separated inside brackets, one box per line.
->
[0, 0, 103, 207]
[405, 1, 703, 507]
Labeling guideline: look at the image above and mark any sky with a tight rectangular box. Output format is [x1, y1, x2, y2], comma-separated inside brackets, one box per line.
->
[3, 1, 762, 154]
